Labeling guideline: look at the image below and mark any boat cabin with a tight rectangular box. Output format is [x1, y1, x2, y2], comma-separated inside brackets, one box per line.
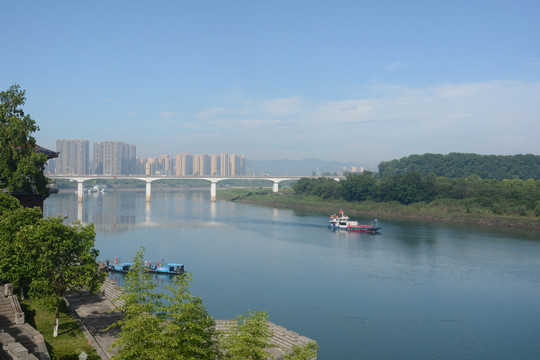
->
[113, 263, 132, 272]
[156, 263, 185, 274]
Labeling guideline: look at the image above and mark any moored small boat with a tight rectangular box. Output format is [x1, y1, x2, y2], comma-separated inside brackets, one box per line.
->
[329, 211, 381, 233]
[105, 261, 185, 275]
[106, 262, 133, 273]
[150, 263, 185, 275]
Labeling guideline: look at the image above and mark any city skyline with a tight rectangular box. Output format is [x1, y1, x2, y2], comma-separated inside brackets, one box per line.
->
[51, 139, 247, 176]
[2, 1, 539, 166]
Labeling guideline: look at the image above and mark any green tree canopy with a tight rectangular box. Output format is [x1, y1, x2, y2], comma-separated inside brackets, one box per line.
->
[156, 273, 220, 359]
[0, 192, 42, 287]
[220, 310, 273, 360]
[284, 341, 319, 360]
[109, 248, 163, 359]
[0, 84, 49, 198]
[26, 217, 104, 337]
[378, 153, 540, 180]
[0, 191, 104, 337]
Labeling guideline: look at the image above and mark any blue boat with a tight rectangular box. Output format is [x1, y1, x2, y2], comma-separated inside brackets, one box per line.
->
[150, 263, 185, 275]
[105, 262, 185, 275]
[107, 263, 133, 273]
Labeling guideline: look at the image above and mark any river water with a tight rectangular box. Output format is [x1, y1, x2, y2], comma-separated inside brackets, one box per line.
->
[44, 191, 540, 359]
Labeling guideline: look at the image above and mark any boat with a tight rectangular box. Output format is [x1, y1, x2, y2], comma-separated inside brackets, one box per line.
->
[150, 263, 185, 275]
[106, 262, 133, 273]
[105, 261, 185, 275]
[329, 211, 381, 233]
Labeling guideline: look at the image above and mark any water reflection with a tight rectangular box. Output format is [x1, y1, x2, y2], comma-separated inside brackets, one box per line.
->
[210, 201, 216, 219]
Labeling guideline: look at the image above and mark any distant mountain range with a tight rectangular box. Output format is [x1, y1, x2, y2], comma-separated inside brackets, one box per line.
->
[246, 159, 378, 176]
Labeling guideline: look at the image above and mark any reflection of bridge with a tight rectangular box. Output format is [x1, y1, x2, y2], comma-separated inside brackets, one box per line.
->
[48, 175, 343, 202]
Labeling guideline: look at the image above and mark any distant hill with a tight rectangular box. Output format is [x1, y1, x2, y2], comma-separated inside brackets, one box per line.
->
[378, 153, 540, 180]
[246, 159, 376, 176]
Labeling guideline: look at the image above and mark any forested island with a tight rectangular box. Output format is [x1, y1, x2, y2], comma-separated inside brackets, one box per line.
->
[218, 153, 540, 230]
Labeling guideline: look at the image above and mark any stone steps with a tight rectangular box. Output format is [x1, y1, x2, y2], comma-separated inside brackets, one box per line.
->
[0, 284, 50, 359]
[2, 327, 39, 353]
[0, 294, 15, 326]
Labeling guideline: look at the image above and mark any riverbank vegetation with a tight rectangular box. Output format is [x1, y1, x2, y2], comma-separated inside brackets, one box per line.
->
[217, 171, 540, 230]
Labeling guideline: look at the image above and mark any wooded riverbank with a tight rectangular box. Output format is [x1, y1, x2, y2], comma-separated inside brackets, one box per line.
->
[217, 188, 540, 230]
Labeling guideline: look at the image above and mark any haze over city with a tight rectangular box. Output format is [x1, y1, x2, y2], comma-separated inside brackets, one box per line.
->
[2, 1, 539, 167]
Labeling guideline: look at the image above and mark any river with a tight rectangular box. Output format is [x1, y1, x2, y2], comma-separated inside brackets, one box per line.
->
[43, 190, 540, 359]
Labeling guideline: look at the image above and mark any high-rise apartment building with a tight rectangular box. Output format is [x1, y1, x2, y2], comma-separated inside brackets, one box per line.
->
[93, 141, 136, 175]
[229, 154, 246, 176]
[55, 140, 89, 175]
[220, 153, 229, 176]
[210, 154, 220, 176]
[175, 153, 194, 175]
[170, 152, 246, 176]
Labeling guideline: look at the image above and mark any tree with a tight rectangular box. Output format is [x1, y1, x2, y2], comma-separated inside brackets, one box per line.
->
[341, 172, 376, 202]
[284, 341, 319, 360]
[220, 310, 273, 360]
[109, 248, 163, 359]
[156, 273, 221, 359]
[0, 84, 50, 198]
[25, 217, 104, 337]
[0, 192, 42, 291]
[392, 171, 424, 204]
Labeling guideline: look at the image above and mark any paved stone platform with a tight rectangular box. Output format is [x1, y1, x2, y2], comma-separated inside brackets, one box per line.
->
[64, 291, 122, 360]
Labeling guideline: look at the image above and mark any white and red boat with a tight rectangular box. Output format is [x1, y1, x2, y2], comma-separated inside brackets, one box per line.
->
[328, 211, 381, 233]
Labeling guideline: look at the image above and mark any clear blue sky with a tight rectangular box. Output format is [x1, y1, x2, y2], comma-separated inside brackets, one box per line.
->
[2, 0, 539, 166]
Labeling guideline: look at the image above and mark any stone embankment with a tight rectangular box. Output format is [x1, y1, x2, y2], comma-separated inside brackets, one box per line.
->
[215, 320, 315, 359]
[0, 284, 49, 360]
[99, 277, 124, 308]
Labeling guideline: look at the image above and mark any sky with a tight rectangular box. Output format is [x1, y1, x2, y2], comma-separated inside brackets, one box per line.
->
[2, 0, 539, 167]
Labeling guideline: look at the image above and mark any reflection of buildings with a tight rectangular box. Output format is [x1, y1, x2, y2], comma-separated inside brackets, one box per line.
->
[91, 211, 137, 234]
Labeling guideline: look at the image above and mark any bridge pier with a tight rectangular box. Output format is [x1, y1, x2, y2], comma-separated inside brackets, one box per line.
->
[210, 181, 217, 202]
[77, 180, 84, 202]
[272, 181, 279, 193]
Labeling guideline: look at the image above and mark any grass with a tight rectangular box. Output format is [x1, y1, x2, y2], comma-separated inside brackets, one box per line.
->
[20, 297, 100, 360]
[217, 188, 540, 230]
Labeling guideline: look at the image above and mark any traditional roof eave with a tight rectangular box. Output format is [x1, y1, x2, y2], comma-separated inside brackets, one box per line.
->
[35, 145, 59, 159]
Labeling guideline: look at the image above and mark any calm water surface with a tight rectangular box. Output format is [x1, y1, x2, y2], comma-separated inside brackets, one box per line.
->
[44, 191, 540, 359]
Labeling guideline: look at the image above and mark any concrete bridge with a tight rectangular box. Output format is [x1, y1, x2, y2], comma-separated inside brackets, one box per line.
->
[48, 175, 343, 202]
